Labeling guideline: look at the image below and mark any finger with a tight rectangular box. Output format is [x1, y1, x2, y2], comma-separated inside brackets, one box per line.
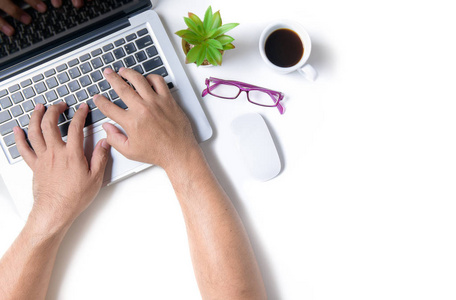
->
[103, 68, 141, 108]
[93, 94, 128, 126]
[28, 103, 46, 154]
[118, 67, 156, 100]
[25, 0, 47, 13]
[145, 74, 171, 97]
[13, 127, 36, 169]
[71, 0, 83, 8]
[1, 0, 32, 25]
[66, 103, 89, 150]
[50, 0, 62, 7]
[102, 123, 129, 155]
[89, 138, 110, 179]
[0, 17, 15, 36]
[40, 102, 67, 147]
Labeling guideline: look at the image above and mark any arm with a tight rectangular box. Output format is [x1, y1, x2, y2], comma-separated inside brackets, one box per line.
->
[94, 68, 267, 299]
[0, 102, 110, 300]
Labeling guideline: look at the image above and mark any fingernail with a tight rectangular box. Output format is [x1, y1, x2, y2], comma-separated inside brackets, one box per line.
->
[21, 14, 32, 25]
[34, 103, 42, 110]
[101, 139, 110, 150]
[93, 94, 99, 101]
[1, 25, 14, 36]
[37, 2, 47, 12]
[118, 67, 126, 73]
[79, 103, 88, 109]
[13, 126, 20, 134]
[104, 68, 113, 75]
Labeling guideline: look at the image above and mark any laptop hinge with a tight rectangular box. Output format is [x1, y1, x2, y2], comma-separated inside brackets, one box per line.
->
[0, 18, 130, 83]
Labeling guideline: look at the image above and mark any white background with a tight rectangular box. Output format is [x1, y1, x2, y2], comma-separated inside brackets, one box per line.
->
[1, 0, 456, 299]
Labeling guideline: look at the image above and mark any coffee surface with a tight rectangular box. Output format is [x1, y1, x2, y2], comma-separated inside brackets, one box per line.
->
[265, 29, 304, 68]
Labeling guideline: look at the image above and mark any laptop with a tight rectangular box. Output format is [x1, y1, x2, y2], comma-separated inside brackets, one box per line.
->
[0, 0, 213, 218]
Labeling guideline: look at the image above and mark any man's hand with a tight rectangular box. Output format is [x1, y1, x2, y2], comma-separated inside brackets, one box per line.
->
[13, 102, 110, 231]
[93, 67, 199, 171]
[1, 0, 88, 36]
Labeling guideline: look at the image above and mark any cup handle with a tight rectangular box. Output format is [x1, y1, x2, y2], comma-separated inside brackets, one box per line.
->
[298, 64, 318, 81]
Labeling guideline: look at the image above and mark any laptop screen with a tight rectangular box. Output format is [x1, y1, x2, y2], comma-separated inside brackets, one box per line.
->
[0, 0, 151, 80]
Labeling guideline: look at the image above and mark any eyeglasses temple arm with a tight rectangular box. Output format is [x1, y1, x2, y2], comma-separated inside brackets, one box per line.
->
[202, 81, 223, 97]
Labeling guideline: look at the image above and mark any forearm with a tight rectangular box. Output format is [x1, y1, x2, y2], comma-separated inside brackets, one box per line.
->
[0, 211, 70, 300]
[166, 146, 267, 299]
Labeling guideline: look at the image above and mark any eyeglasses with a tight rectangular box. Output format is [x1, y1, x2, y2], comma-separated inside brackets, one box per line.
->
[202, 77, 285, 114]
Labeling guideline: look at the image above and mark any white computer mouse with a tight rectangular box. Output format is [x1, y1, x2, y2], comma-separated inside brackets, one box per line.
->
[231, 113, 282, 181]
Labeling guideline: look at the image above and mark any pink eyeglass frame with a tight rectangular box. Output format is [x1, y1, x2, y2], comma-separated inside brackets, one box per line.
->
[202, 77, 285, 114]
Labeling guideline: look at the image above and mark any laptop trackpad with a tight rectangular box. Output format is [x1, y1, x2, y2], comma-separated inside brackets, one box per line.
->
[83, 124, 149, 186]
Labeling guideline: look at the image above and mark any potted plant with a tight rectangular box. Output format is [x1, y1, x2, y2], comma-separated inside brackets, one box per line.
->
[175, 6, 239, 66]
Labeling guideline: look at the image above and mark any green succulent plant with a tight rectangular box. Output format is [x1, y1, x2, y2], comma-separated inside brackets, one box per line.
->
[175, 6, 239, 66]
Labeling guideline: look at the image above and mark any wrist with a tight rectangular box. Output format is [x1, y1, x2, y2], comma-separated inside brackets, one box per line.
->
[27, 204, 74, 238]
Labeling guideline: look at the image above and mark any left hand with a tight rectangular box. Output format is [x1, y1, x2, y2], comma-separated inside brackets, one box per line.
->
[13, 102, 110, 230]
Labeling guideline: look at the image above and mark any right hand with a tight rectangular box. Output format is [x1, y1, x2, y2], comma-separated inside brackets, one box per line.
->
[93, 67, 200, 171]
[0, 0, 87, 36]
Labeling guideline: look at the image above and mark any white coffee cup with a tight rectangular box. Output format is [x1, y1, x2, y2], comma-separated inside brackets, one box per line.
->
[259, 21, 317, 81]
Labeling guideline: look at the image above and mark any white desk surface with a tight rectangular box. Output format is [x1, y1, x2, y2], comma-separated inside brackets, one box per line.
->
[1, 0, 456, 299]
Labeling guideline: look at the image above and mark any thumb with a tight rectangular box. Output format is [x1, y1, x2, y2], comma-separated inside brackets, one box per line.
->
[90, 138, 110, 177]
[102, 122, 130, 155]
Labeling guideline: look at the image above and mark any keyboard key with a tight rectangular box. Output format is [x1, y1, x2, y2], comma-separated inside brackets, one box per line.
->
[23, 87, 36, 99]
[80, 53, 91, 62]
[45, 77, 59, 89]
[112, 61, 124, 72]
[98, 80, 110, 92]
[8, 84, 20, 93]
[64, 94, 77, 106]
[135, 35, 153, 49]
[80, 62, 93, 74]
[45, 90, 58, 102]
[3, 133, 15, 147]
[0, 119, 18, 136]
[124, 43, 136, 54]
[113, 48, 126, 59]
[33, 95, 46, 105]
[137, 28, 148, 36]
[79, 75, 92, 87]
[102, 43, 114, 52]
[102, 52, 114, 64]
[113, 99, 128, 109]
[64, 107, 76, 120]
[0, 110, 11, 124]
[11, 106, 24, 117]
[124, 55, 136, 67]
[143, 57, 163, 72]
[8, 145, 20, 159]
[86, 99, 97, 110]
[68, 58, 79, 67]
[145, 46, 158, 57]
[68, 80, 81, 92]
[58, 122, 70, 137]
[34, 82, 47, 94]
[32, 74, 44, 82]
[18, 114, 30, 127]
[114, 38, 125, 47]
[0, 89, 7, 98]
[148, 66, 168, 77]
[58, 114, 66, 124]
[126, 33, 137, 41]
[132, 65, 144, 74]
[57, 85, 69, 97]
[69, 67, 81, 79]
[109, 89, 119, 100]
[76, 90, 88, 101]
[20, 79, 32, 88]
[56, 64, 68, 72]
[0, 96, 12, 109]
[87, 85, 100, 97]
[84, 109, 106, 126]
[22, 100, 35, 112]
[91, 48, 102, 57]
[91, 57, 104, 69]
[11, 92, 24, 104]
[44, 69, 56, 77]
[135, 50, 147, 62]
[167, 82, 174, 89]
[90, 70, 103, 82]
[57, 72, 70, 84]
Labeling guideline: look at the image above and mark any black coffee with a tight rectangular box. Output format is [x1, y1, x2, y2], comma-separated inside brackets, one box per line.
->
[265, 29, 304, 68]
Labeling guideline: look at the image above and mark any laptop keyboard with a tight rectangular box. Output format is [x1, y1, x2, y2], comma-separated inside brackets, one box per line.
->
[0, 27, 174, 163]
[0, 0, 133, 58]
